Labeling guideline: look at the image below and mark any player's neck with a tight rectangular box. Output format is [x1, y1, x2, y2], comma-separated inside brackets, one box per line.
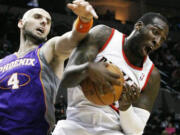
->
[17, 38, 38, 58]
[123, 38, 145, 67]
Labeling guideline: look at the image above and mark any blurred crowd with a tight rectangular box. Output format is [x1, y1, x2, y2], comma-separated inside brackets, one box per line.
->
[144, 110, 180, 135]
[150, 40, 180, 91]
[0, 4, 179, 135]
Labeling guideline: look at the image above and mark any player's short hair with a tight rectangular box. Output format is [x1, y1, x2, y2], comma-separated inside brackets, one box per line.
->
[137, 12, 168, 26]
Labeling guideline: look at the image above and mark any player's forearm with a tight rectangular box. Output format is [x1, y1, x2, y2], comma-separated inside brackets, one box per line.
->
[119, 105, 150, 135]
[66, 0, 98, 43]
[53, 17, 93, 58]
[71, 17, 93, 42]
[60, 62, 90, 88]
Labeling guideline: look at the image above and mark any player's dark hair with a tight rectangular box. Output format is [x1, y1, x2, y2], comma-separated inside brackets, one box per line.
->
[137, 12, 168, 26]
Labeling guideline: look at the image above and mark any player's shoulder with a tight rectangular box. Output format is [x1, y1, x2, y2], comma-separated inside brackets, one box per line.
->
[89, 25, 113, 38]
[151, 66, 160, 81]
[89, 24, 123, 41]
[87, 25, 116, 49]
[0, 53, 14, 64]
[90, 24, 112, 32]
[1, 53, 14, 60]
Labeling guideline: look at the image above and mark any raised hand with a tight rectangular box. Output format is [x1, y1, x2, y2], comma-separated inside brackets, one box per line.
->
[118, 82, 140, 111]
[67, 0, 98, 22]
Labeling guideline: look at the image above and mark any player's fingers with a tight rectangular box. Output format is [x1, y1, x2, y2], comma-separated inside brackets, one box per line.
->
[73, 0, 89, 8]
[68, 0, 87, 10]
[123, 85, 133, 103]
[106, 75, 121, 85]
[121, 92, 128, 102]
[111, 79, 121, 86]
[86, 6, 98, 19]
[98, 85, 105, 95]
[132, 85, 140, 94]
[106, 73, 121, 86]
[104, 81, 114, 92]
[73, 0, 84, 4]
[67, 3, 78, 10]
[123, 83, 129, 92]
[108, 71, 120, 79]
[102, 62, 109, 67]
[131, 87, 138, 101]
[74, 0, 98, 19]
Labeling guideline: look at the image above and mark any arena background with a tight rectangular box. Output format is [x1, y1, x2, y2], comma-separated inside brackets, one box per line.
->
[0, 0, 179, 134]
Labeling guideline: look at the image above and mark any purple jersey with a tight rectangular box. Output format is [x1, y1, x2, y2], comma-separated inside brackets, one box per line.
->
[0, 48, 50, 135]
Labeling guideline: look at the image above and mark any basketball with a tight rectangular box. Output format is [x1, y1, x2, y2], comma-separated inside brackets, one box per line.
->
[80, 63, 124, 105]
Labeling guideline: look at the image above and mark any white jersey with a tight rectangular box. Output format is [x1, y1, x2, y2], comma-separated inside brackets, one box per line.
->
[53, 29, 154, 135]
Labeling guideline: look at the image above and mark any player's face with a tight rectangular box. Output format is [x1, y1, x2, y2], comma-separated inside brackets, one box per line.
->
[136, 17, 169, 57]
[20, 8, 51, 44]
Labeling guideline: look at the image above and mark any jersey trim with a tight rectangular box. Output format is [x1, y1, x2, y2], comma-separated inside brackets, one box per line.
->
[37, 48, 50, 131]
[142, 64, 154, 90]
[110, 104, 119, 113]
[122, 36, 147, 71]
[99, 28, 115, 53]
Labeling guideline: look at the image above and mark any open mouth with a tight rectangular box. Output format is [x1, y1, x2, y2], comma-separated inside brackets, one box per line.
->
[36, 28, 44, 34]
[144, 46, 153, 54]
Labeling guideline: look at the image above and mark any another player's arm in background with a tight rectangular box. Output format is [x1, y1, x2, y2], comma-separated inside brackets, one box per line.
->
[40, 0, 98, 67]
[60, 25, 121, 91]
[119, 67, 160, 135]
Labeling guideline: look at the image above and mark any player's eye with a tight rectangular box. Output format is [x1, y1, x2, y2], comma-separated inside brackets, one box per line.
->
[46, 19, 51, 25]
[34, 14, 41, 19]
[152, 28, 160, 35]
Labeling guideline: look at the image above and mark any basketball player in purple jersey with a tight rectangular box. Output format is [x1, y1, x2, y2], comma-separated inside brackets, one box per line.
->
[0, 0, 98, 134]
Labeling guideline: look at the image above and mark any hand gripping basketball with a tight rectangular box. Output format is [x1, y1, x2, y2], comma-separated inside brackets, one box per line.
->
[80, 63, 124, 105]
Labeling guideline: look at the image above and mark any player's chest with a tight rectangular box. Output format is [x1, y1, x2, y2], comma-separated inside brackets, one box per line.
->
[0, 58, 40, 90]
[96, 55, 149, 89]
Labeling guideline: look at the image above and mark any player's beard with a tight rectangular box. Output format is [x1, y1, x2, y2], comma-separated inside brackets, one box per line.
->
[24, 29, 47, 45]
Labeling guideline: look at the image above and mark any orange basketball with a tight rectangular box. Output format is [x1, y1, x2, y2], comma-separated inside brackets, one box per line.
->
[80, 63, 124, 105]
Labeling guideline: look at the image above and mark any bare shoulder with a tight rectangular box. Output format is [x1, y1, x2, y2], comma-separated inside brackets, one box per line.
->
[149, 66, 160, 88]
[67, 25, 113, 65]
[151, 66, 160, 79]
[39, 36, 59, 64]
[144, 66, 160, 93]
[90, 24, 112, 35]
[83, 24, 114, 50]
[89, 25, 113, 40]
[133, 66, 160, 111]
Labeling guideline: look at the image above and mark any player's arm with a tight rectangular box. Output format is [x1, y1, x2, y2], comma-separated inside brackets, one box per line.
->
[134, 67, 160, 112]
[60, 25, 121, 91]
[119, 67, 160, 135]
[41, 0, 98, 64]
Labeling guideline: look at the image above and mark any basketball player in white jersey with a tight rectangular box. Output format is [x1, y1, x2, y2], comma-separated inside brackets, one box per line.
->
[53, 12, 169, 135]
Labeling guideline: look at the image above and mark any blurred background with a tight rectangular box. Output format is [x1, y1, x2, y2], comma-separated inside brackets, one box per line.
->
[0, 0, 179, 134]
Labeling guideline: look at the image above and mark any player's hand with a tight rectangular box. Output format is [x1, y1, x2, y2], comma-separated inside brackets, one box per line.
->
[118, 82, 140, 111]
[67, 0, 98, 22]
[87, 62, 121, 95]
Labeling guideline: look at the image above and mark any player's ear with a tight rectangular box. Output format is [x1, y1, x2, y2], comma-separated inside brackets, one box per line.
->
[18, 19, 23, 29]
[134, 21, 144, 31]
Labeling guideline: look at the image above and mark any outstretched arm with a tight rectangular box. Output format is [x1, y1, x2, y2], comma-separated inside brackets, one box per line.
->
[41, 0, 98, 64]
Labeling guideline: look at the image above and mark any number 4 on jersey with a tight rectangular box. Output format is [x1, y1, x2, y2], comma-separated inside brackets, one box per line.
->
[8, 73, 19, 89]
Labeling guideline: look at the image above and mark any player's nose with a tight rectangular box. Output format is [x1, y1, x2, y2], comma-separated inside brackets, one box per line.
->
[40, 17, 47, 26]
